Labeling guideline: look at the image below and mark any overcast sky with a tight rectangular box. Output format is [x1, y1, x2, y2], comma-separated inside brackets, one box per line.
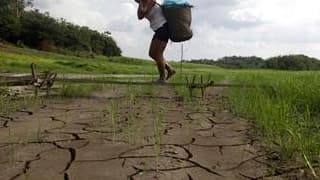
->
[33, 0, 320, 60]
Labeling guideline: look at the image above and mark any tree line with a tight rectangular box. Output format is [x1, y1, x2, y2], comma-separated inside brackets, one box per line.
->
[0, 0, 121, 57]
[187, 55, 320, 71]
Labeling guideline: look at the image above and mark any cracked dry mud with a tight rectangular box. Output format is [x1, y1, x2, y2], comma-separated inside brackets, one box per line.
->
[0, 86, 278, 180]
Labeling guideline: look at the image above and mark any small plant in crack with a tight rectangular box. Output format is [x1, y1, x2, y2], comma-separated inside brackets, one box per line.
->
[8, 128, 16, 166]
[29, 118, 44, 143]
[151, 99, 164, 172]
[122, 115, 133, 145]
[142, 85, 156, 96]
[124, 84, 138, 144]
[125, 112, 137, 145]
[99, 109, 106, 127]
[194, 98, 207, 112]
[36, 120, 43, 143]
[109, 100, 118, 142]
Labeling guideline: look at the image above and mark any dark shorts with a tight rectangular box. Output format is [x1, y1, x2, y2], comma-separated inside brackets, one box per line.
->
[153, 23, 170, 42]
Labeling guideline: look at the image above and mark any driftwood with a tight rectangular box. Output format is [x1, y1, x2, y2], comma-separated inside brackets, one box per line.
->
[30, 63, 57, 96]
[0, 64, 57, 96]
[186, 75, 214, 98]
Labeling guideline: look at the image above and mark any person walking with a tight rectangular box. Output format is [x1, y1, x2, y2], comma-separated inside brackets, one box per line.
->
[135, 0, 176, 83]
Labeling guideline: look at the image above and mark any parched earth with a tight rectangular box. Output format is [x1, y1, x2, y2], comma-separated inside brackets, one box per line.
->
[0, 86, 280, 180]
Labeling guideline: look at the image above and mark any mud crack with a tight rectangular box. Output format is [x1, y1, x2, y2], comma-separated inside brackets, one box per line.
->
[9, 148, 55, 180]
[128, 165, 197, 180]
[18, 110, 33, 115]
[223, 152, 276, 171]
[52, 142, 76, 173]
[0, 115, 14, 128]
[50, 116, 67, 125]
[78, 140, 222, 178]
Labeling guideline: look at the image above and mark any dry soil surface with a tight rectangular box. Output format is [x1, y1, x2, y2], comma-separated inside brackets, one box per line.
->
[0, 86, 279, 180]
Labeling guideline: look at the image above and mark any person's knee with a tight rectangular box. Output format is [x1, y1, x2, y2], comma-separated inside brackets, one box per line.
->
[149, 50, 161, 60]
[149, 50, 156, 60]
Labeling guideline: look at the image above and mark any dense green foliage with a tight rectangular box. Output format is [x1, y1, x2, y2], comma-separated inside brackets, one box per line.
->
[188, 55, 320, 71]
[0, 0, 27, 42]
[215, 56, 265, 69]
[266, 55, 320, 70]
[0, 0, 121, 57]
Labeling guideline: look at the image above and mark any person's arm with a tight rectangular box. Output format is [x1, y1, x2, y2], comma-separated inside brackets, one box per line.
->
[137, 2, 147, 20]
[137, 0, 155, 20]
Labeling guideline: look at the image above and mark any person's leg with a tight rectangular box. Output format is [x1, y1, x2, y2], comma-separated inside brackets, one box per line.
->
[165, 63, 172, 72]
[165, 63, 176, 80]
[149, 38, 168, 81]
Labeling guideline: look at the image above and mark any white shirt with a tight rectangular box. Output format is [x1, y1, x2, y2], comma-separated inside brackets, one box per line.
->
[145, 4, 167, 31]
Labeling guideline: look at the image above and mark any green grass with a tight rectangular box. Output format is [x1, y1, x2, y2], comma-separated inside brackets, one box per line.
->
[0, 44, 219, 75]
[227, 70, 320, 168]
[57, 84, 106, 98]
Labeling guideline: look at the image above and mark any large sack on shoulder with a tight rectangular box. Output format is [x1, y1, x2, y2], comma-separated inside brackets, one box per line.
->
[163, 0, 191, 6]
[162, 5, 193, 42]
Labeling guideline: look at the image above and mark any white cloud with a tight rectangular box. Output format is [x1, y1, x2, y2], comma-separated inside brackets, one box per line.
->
[33, 0, 320, 60]
[234, 0, 320, 24]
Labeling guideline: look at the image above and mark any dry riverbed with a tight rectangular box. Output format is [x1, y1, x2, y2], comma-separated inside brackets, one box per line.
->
[0, 85, 283, 180]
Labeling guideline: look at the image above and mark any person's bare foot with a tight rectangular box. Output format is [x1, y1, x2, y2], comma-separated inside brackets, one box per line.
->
[166, 69, 176, 80]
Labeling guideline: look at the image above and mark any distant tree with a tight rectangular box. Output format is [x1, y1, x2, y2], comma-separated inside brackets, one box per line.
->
[0, 1, 122, 57]
[266, 55, 320, 70]
[90, 32, 105, 54]
[0, 0, 21, 42]
[188, 56, 266, 69]
[20, 10, 59, 49]
[0, 0, 33, 42]
[187, 55, 320, 71]
[188, 59, 216, 65]
[215, 56, 265, 69]
[102, 36, 122, 56]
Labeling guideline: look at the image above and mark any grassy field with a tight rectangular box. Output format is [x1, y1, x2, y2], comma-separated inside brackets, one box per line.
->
[227, 70, 320, 172]
[1, 44, 320, 173]
[0, 43, 218, 75]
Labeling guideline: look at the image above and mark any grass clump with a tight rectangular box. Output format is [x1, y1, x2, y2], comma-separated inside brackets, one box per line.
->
[227, 71, 320, 170]
[0, 93, 43, 116]
[109, 100, 118, 141]
[151, 99, 164, 171]
[58, 84, 104, 98]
